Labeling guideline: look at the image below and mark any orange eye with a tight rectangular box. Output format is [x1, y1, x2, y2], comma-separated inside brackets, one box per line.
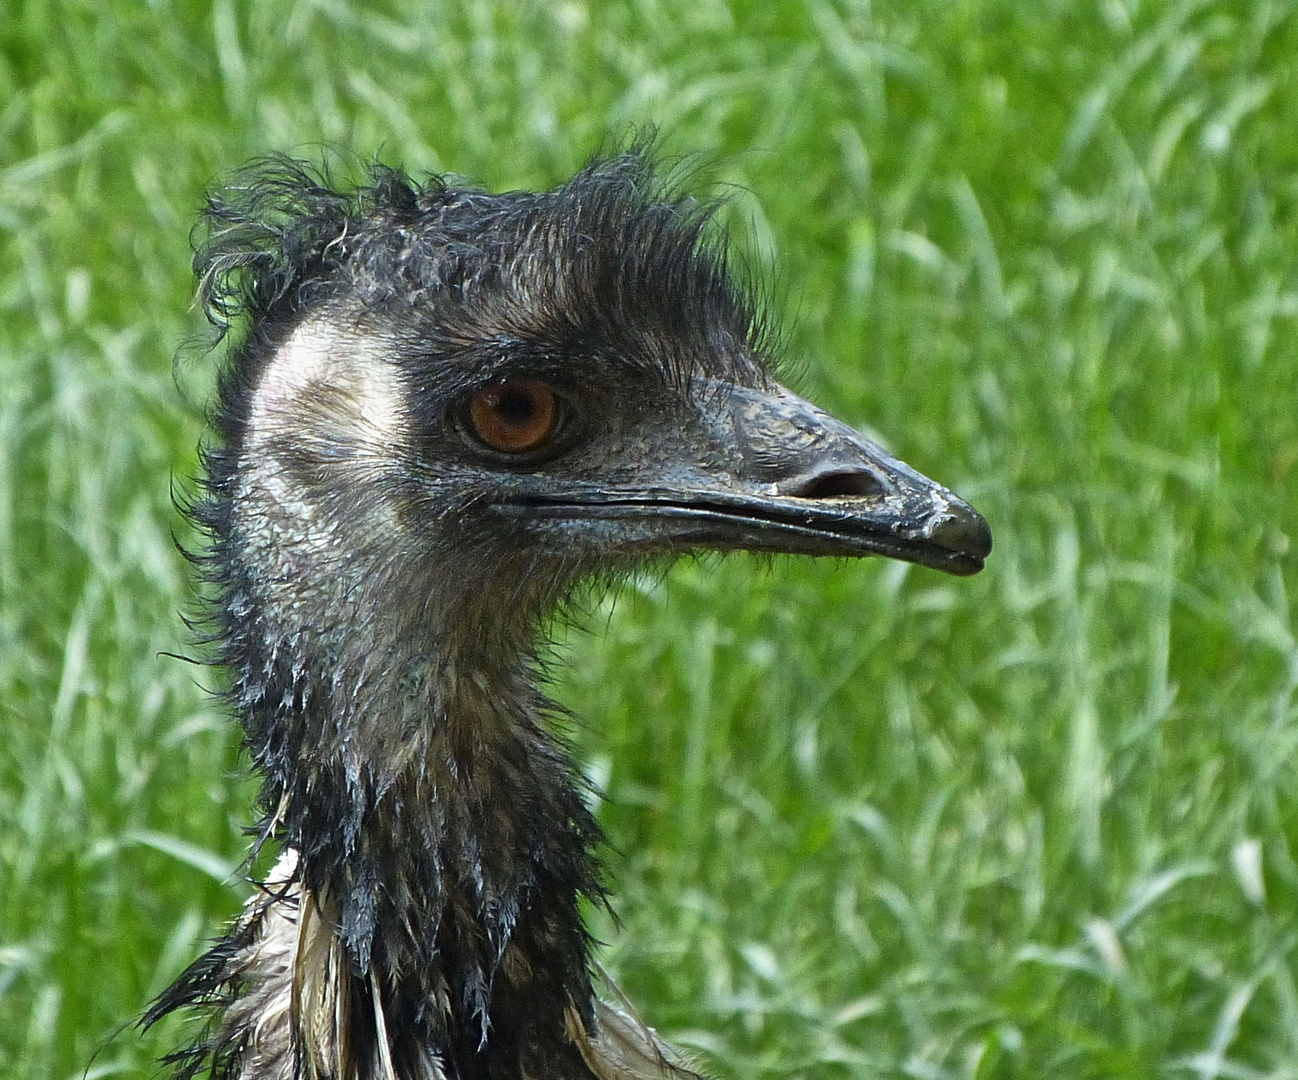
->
[466, 378, 561, 454]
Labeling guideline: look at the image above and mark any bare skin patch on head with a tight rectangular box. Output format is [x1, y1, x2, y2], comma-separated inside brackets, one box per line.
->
[247, 317, 403, 457]
[237, 317, 408, 578]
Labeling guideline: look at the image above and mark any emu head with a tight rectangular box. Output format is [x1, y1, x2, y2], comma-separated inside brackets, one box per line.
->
[209, 154, 988, 699]
[206, 147, 987, 910]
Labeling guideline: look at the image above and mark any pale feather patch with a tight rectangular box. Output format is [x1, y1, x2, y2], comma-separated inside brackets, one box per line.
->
[222, 850, 300, 1080]
[226, 848, 453, 1080]
[564, 991, 704, 1080]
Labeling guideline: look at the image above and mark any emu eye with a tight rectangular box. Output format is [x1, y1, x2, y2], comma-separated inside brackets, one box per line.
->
[465, 378, 561, 454]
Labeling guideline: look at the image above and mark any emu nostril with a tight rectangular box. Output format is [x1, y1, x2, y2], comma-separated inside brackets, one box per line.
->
[787, 469, 886, 500]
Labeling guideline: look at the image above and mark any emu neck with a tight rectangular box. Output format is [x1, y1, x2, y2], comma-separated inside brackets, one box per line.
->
[239, 614, 603, 1076]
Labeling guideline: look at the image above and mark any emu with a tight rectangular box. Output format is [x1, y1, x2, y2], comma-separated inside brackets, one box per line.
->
[145, 149, 990, 1080]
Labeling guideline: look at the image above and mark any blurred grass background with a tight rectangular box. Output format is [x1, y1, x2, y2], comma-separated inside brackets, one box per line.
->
[2, 0, 1296, 1077]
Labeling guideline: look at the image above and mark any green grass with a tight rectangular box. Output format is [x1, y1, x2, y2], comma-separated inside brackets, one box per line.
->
[2, 1, 1296, 1077]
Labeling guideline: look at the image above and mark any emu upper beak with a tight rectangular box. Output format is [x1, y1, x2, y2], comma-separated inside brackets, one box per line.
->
[509, 383, 991, 576]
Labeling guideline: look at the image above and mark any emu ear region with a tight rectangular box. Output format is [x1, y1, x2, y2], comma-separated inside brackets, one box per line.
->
[244, 322, 404, 465]
[496, 380, 992, 576]
[232, 320, 414, 611]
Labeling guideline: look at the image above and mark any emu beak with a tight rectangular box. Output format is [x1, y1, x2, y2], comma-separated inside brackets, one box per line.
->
[510, 383, 991, 576]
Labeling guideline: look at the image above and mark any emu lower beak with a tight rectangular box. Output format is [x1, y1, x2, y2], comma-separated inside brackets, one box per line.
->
[512, 383, 991, 576]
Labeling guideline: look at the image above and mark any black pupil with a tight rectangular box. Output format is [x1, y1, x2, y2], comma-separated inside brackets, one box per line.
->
[496, 389, 535, 426]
